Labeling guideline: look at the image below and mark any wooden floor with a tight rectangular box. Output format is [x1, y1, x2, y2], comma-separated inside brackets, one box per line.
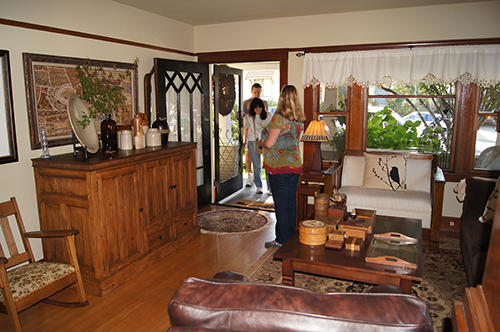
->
[0, 204, 276, 332]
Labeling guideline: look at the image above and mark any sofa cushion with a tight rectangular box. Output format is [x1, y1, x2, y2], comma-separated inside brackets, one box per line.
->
[338, 186, 431, 229]
[479, 176, 499, 224]
[362, 153, 408, 191]
[462, 177, 497, 221]
[341, 154, 431, 193]
[169, 277, 433, 332]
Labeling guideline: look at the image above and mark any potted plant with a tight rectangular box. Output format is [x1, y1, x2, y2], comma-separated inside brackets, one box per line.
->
[75, 58, 137, 153]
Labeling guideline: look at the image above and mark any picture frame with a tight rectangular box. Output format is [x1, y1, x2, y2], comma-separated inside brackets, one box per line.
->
[23, 53, 138, 150]
[0, 50, 18, 164]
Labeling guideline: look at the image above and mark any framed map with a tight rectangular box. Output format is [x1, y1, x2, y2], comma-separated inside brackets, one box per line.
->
[23, 53, 138, 150]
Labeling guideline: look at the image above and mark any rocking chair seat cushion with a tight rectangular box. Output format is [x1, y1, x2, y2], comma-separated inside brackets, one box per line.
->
[0, 262, 76, 303]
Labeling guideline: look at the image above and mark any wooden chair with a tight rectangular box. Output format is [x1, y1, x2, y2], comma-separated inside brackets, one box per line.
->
[0, 197, 88, 332]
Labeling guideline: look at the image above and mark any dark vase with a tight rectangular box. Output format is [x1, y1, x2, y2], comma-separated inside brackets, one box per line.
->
[152, 117, 170, 144]
[101, 114, 118, 153]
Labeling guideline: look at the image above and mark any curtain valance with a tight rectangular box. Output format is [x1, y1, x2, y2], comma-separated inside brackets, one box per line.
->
[303, 45, 500, 89]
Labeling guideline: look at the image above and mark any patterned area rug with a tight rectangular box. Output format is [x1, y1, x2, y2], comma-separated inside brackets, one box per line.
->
[198, 210, 271, 235]
[245, 238, 466, 332]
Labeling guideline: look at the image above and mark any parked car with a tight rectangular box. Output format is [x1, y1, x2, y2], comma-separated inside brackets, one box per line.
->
[402, 111, 442, 135]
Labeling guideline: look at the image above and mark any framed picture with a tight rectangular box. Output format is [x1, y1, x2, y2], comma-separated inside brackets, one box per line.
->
[23, 53, 138, 150]
[0, 50, 18, 164]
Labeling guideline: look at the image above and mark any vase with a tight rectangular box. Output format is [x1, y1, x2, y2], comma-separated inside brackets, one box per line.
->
[152, 117, 170, 144]
[101, 114, 118, 153]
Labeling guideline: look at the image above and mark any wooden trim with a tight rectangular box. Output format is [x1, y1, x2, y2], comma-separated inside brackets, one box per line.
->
[0, 18, 195, 57]
[197, 49, 289, 63]
[290, 38, 500, 54]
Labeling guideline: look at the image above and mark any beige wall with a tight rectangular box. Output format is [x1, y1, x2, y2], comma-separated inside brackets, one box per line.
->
[0, 0, 195, 259]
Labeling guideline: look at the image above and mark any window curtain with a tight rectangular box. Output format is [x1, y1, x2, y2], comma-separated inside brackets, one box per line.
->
[303, 45, 500, 89]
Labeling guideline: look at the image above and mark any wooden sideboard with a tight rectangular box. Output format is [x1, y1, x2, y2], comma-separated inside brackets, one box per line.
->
[32, 142, 199, 296]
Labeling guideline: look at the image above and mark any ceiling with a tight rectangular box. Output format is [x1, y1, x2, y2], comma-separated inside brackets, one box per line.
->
[113, 0, 494, 26]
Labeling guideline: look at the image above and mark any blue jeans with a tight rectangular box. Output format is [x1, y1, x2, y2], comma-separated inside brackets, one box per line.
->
[248, 141, 269, 189]
[268, 173, 300, 244]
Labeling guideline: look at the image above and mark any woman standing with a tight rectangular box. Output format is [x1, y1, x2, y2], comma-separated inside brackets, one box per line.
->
[243, 98, 272, 194]
[259, 85, 305, 248]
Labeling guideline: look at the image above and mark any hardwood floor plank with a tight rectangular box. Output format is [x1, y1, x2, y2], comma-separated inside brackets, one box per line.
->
[0, 205, 275, 332]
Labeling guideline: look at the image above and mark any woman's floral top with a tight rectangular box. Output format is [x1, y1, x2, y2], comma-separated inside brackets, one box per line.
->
[262, 113, 303, 174]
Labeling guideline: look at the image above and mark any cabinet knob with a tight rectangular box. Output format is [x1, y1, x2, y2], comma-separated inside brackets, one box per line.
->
[159, 236, 163, 240]
[170, 185, 177, 189]
[139, 208, 144, 212]
[184, 222, 188, 226]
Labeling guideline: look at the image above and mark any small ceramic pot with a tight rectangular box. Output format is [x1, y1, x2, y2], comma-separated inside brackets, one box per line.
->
[146, 128, 162, 147]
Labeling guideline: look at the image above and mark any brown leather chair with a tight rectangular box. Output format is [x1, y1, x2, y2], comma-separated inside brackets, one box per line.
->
[167, 277, 433, 332]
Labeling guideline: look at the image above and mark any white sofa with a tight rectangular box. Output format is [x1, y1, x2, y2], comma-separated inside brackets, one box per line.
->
[329, 150, 445, 251]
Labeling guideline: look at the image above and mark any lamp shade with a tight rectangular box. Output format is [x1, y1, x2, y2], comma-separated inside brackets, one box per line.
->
[301, 120, 332, 142]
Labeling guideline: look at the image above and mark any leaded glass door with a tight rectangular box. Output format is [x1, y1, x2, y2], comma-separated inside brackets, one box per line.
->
[214, 65, 243, 202]
[154, 59, 211, 207]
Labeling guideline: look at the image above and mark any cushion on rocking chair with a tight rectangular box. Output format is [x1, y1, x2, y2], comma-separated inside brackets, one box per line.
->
[0, 262, 76, 303]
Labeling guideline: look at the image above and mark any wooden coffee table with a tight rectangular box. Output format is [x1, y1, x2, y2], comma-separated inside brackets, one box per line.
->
[273, 215, 422, 294]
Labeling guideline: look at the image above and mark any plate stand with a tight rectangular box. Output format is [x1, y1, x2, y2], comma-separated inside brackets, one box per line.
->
[71, 131, 97, 159]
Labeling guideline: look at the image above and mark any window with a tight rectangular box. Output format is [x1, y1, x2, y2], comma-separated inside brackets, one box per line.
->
[474, 82, 500, 170]
[367, 81, 455, 169]
[318, 84, 348, 162]
[303, 43, 500, 180]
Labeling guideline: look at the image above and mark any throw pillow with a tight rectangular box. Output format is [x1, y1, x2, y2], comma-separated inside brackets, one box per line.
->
[362, 152, 408, 191]
[479, 176, 500, 224]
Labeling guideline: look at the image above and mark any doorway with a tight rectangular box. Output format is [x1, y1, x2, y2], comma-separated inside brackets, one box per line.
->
[215, 62, 280, 208]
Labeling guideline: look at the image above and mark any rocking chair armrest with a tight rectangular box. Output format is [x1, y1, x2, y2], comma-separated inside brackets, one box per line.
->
[25, 229, 80, 238]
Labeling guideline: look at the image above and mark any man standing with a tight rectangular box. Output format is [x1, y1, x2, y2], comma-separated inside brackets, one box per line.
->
[243, 83, 268, 187]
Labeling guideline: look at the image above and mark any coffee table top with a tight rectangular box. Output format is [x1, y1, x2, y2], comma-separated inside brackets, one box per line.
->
[274, 215, 422, 281]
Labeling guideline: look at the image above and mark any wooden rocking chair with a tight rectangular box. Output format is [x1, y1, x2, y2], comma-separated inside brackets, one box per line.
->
[0, 197, 88, 332]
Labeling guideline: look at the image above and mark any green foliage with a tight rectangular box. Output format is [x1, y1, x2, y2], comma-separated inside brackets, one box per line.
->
[329, 127, 345, 160]
[75, 58, 138, 128]
[366, 107, 420, 150]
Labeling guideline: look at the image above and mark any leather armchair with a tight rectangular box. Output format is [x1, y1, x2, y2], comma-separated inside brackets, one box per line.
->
[167, 277, 433, 332]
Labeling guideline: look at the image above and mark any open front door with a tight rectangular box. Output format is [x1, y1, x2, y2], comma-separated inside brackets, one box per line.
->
[154, 59, 211, 207]
[213, 65, 243, 202]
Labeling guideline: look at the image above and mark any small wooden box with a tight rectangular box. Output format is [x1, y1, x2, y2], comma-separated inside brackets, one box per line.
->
[345, 237, 363, 251]
[328, 206, 347, 220]
[325, 239, 344, 249]
[337, 222, 367, 241]
[314, 215, 342, 234]
[328, 230, 345, 241]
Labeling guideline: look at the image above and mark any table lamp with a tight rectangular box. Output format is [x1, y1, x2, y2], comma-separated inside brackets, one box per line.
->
[301, 120, 332, 175]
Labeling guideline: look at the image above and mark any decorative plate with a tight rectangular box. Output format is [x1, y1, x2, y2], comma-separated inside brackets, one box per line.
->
[67, 94, 99, 153]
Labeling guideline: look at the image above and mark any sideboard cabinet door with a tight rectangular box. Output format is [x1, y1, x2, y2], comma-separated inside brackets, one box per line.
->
[95, 164, 147, 277]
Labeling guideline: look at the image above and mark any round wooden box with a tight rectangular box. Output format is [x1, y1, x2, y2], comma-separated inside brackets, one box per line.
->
[299, 220, 327, 246]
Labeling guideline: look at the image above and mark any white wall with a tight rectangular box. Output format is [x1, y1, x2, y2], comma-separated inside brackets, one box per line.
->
[0, 0, 195, 260]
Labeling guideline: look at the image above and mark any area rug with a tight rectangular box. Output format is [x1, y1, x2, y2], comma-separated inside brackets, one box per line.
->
[198, 210, 271, 235]
[227, 199, 274, 211]
[245, 238, 466, 332]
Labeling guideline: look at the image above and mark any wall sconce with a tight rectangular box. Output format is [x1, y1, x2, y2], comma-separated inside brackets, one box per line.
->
[301, 120, 332, 175]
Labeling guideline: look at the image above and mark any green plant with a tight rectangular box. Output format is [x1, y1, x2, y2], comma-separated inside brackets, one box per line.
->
[366, 107, 420, 150]
[75, 58, 138, 128]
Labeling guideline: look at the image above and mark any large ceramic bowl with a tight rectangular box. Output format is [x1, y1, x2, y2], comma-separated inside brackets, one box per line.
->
[67, 94, 99, 153]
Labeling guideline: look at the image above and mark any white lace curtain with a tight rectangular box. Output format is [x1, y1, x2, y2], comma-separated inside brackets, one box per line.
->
[303, 44, 500, 89]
